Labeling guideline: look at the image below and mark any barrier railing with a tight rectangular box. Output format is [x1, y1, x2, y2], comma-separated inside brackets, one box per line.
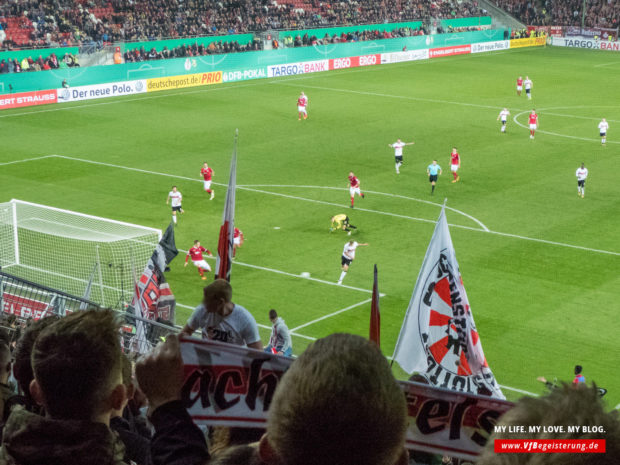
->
[0, 269, 179, 354]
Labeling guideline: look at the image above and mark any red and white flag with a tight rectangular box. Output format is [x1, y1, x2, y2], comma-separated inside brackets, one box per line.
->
[215, 131, 238, 281]
[369, 264, 380, 347]
[392, 205, 504, 399]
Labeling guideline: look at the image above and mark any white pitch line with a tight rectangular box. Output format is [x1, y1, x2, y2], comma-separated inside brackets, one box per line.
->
[238, 184, 489, 232]
[20, 154, 620, 256]
[512, 110, 620, 145]
[0, 155, 57, 166]
[49, 154, 481, 232]
[177, 248, 378, 294]
[275, 81, 620, 127]
[499, 384, 539, 397]
[275, 82, 522, 112]
[290, 297, 373, 332]
[593, 61, 620, 68]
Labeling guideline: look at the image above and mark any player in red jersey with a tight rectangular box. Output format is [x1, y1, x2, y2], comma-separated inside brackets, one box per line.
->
[516, 76, 523, 96]
[450, 148, 460, 183]
[528, 109, 538, 139]
[233, 227, 244, 258]
[348, 172, 365, 208]
[297, 92, 308, 121]
[184, 240, 213, 280]
[200, 162, 215, 200]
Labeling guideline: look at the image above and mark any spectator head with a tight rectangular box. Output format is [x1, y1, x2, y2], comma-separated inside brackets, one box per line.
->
[0, 343, 11, 384]
[575, 365, 583, 375]
[259, 333, 408, 465]
[13, 315, 60, 401]
[203, 279, 233, 316]
[30, 310, 126, 423]
[268, 309, 277, 322]
[477, 384, 620, 465]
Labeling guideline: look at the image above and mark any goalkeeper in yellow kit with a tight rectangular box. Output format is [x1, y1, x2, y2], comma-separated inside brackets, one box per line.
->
[330, 214, 357, 235]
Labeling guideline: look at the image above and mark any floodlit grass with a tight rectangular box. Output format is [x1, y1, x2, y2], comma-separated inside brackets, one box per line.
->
[1, 45, 619, 404]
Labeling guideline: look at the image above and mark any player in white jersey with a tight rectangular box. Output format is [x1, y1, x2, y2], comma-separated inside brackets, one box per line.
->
[166, 185, 183, 224]
[524, 76, 533, 99]
[497, 108, 510, 133]
[598, 118, 609, 145]
[576, 163, 588, 198]
[388, 138, 414, 174]
[337, 240, 368, 285]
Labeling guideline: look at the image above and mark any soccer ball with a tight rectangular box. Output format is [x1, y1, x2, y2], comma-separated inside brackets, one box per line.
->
[300, 272, 311, 278]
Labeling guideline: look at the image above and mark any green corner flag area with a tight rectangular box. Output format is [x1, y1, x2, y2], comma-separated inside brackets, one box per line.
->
[1, 45, 619, 406]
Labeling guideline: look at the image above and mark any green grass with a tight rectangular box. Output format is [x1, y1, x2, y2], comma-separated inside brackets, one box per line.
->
[1, 45, 619, 405]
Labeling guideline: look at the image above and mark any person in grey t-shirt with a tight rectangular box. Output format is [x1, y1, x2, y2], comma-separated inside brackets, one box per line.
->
[265, 309, 293, 357]
[180, 279, 262, 350]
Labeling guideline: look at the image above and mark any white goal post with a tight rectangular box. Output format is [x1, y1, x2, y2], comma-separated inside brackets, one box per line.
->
[0, 199, 161, 309]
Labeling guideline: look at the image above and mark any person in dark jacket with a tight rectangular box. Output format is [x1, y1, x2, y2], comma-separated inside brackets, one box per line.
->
[136, 335, 210, 465]
[0, 310, 128, 465]
[111, 353, 152, 465]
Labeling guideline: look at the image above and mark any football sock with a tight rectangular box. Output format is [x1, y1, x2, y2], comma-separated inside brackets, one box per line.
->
[172, 215, 177, 224]
[349, 224, 357, 229]
[602, 138, 606, 144]
[501, 125, 506, 132]
[350, 197, 354, 207]
[431, 185, 435, 194]
[453, 172, 458, 180]
[338, 271, 347, 284]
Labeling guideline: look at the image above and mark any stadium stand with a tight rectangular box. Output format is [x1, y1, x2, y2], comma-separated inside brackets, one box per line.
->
[0, 0, 485, 51]
[496, 0, 620, 28]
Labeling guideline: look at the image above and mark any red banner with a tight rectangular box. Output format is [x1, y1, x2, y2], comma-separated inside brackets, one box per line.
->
[2, 292, 49, 319]
[430, 45, 471, 58]
[180, 337, 514, 461]
[329, 54, 380, 70]
[0, 89, 57, 110]
[550, 26, 564, 37]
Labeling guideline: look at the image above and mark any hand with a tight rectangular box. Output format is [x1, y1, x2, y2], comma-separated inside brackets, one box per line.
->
[136, 335, 184, 413]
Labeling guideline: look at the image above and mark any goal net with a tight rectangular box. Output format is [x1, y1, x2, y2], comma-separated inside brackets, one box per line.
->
[0, 199, 161, 309]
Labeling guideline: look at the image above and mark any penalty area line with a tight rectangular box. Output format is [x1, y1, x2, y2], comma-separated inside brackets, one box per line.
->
[178, 250, 379, 295]
[290, 297, 373, 332]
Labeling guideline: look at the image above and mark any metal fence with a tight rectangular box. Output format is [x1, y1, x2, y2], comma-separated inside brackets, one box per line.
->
[0, 269, 178, 355]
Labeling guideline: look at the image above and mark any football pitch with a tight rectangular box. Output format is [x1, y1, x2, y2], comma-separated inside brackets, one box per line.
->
[1, 45, 619, 405]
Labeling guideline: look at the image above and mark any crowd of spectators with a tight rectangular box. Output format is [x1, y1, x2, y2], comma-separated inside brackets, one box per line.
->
[496, 0, 620, 29]
[124, 39, 261, 62]
[0, 278, 617, 465]
[0, 0, 485, 51]
[0, 51, 79, 73]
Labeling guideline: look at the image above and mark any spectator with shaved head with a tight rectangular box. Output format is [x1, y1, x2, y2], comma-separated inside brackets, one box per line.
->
[258, 333, 409, 465]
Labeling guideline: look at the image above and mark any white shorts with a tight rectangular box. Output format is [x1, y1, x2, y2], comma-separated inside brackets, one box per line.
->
[234, 237, 241, 246]
[192, 260, 211, 271]
[298, 106, 307, 113]
[203, 180, 212, 190]
[349, 187, 361, 196]
[517, 85, 523, 91]
[451, 164, 459, 172]
[529, 123, 537, 130]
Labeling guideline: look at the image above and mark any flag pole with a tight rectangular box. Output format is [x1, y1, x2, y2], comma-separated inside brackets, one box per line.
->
[390, 200, 447, 369]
